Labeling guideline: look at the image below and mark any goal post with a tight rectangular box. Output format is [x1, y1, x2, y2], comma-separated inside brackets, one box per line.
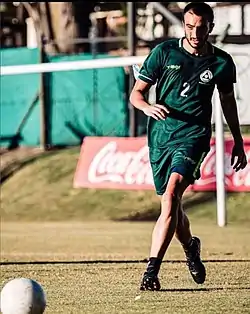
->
[0, 55, 147, 76]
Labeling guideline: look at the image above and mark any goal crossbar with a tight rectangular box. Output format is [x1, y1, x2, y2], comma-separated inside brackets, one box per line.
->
[0, 55, 147, 76]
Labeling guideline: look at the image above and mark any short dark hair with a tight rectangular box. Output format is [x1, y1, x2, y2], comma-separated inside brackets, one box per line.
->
[183, 2, 214, 23]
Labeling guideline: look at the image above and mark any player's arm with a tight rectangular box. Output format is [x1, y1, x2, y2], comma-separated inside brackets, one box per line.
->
[217, 54, 247, 171]
[130, 80, 168, 120]
[129, 45, 169, 120]
[218, 86, 247, 171]
[218, 88, 243, 143]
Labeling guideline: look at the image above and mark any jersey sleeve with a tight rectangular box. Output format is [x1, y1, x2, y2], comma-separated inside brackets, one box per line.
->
[217, 55, 237, 93]
[138, 45, 165, 85]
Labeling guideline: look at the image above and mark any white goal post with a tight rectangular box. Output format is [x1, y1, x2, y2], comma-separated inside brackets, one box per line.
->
[0, 55, 146, 76]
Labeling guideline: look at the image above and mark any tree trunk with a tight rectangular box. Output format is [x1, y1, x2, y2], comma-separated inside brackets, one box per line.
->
[46, 2, 78, 54]
[23, 2, 96, 55]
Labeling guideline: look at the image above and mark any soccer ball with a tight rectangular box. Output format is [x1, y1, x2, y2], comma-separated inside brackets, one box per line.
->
[0, 278, 46, 314]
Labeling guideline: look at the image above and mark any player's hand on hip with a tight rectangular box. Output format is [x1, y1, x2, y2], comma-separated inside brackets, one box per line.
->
[143, 104, 169, 120]
[231, 142, 247, 172]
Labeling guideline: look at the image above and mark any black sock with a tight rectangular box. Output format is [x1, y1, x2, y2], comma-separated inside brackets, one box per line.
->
[146, 257, 162, 276]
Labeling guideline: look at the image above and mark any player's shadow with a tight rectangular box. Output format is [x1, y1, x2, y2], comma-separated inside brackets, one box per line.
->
[160, 287, 250, 292]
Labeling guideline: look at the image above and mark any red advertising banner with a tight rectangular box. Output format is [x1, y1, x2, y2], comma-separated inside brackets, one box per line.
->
[74, 137, 250, 192]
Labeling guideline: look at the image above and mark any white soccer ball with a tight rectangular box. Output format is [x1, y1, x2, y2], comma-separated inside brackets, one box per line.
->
[0, 278, 46, 314]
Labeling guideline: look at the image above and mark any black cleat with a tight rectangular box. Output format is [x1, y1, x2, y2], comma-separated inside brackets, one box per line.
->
[140, 272, 161, 291]
[184, 236, 206, 284]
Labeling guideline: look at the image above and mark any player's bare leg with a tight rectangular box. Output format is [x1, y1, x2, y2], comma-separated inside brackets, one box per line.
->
[140, 173, 188, 291]
[176, 203, 206, 284]
[175, 202, 192, 247]
[150, 175, 190, 257]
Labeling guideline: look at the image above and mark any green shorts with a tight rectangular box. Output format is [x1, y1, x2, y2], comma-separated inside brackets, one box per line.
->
[149, 143, 210, 195]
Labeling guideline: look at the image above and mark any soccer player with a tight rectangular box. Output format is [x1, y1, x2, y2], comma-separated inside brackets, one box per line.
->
[129, 2, 247, 291]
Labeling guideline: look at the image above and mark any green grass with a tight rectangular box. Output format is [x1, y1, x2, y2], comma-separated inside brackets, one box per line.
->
[1, 148, 250, 313]
[1, 147, 250, 224]
[1, 222, 250, 313]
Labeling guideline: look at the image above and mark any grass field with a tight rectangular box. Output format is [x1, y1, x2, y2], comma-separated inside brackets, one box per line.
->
[1, 147, 250, 313]
[1, 222, 250, 314]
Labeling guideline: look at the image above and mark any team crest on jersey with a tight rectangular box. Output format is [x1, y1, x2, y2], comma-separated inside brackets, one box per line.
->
[200, 69, 213, 83]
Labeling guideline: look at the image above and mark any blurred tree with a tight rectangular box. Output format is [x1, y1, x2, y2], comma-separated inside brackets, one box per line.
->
[22, 2, 96, 54]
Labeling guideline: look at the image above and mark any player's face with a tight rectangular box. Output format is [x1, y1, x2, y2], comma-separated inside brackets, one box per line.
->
[183, 11, 213, 49]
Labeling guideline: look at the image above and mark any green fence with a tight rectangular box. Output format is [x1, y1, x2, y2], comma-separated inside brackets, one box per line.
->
[0, 48, 129, 147]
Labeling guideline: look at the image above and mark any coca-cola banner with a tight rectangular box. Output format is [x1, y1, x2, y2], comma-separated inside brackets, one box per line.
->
[73, 137, 250, 192]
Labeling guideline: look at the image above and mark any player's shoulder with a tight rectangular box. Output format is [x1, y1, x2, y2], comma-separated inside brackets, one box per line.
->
[153, 38, 180, 53]
[212, 44, 234, 63]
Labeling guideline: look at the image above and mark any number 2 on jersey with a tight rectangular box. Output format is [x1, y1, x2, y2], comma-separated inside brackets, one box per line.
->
[180, 82, 190, 97]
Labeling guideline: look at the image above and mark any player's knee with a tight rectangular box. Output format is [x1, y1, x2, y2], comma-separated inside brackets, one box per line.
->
[164, 183, 183, 202]
[161, 191, 180, 203]
[160, 192, 180, 222]
[167, 176, 187, 199]
[161, 191, 181, 216]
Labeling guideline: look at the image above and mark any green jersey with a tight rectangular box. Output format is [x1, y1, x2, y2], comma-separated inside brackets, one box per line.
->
[138, 38, 236, 149]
